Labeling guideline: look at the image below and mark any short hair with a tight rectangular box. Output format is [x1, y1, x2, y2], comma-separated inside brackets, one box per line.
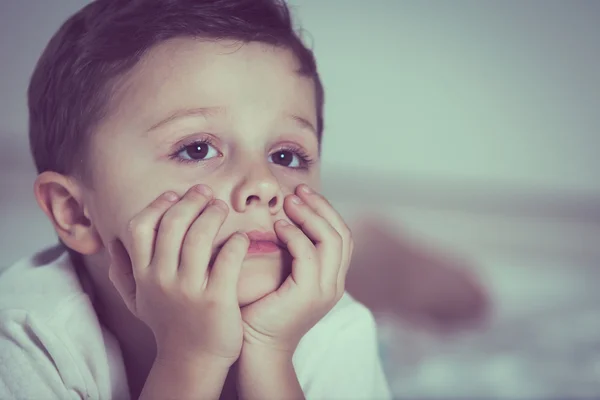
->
[28, 0, 324, 182]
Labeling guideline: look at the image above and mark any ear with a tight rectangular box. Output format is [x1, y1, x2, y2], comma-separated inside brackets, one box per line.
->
[33, 171, 102, 256]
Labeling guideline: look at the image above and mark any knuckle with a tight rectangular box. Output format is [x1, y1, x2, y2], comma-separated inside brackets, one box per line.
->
[190, 193, 213, 208]
[149, 196, 169, 209]
[343, 226, 353, 242]
[218, 246, 239, 264]
[204, 299, 222, 315]
[209, 210, 228, 227]
[186, 188, 207, 201]
[148, 269, 172, 292]
[188, 230, 212, 247]
[209, 201, 229, 218]
[307, 248, 319, 261]
[197, 207, 225, 230]
[289, 224, 305, 239]
[159, 210, 186, 232]
[327, 226, 343, 245]
[127, 216, 152, 239]
[179, 281, 201, 302]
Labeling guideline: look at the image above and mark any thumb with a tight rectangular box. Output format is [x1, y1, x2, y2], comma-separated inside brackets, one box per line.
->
[208, 232, 249, 298]
[107, 239, 137, 314]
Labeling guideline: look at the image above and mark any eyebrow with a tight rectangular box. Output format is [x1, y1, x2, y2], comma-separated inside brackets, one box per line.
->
[146, 106, 225, 134]
[289, 115, 317, 137]
[145, 106, 317, 138]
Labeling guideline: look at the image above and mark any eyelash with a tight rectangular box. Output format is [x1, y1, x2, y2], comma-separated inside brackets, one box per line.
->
[168, 137, 216, 165]
[168, 138, 315, 170]
[275, 144, 315, 170]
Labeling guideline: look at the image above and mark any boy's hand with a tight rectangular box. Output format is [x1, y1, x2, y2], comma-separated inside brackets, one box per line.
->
[240, 184, 353, 354]
[107, 185, 249, 367]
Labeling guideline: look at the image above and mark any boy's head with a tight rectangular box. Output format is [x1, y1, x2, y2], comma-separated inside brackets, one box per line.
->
[29, 0, 324, 305]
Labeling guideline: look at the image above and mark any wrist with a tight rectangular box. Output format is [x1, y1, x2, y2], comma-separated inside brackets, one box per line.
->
[155, 348, 234, 373]
[142, 351, 232, 400]
[240, 342, 295, 365]
[236, 344, 303, 400]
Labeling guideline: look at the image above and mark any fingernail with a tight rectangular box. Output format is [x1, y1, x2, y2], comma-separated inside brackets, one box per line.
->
[291, 195, 303, 205]
[300, 185, 313, 194]
[277, 220, 290, 226]
[163, 191, 179, 202]
[194, 184, 212, 197]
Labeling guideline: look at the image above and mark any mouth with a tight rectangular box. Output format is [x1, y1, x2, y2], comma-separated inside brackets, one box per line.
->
[245, 230, 285, 256]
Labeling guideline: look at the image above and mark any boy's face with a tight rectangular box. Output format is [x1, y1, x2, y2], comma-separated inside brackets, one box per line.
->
[83, 39, 320, 306]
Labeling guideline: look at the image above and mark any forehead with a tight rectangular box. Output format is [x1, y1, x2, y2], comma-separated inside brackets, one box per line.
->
[107, 38, 317, 132]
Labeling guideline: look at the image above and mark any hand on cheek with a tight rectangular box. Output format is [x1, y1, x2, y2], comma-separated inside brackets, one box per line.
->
[240, 184, 353, 354]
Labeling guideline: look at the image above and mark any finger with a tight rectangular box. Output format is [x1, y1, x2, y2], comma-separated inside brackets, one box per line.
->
[336, 238, 354, 298]
[274, 220, 319, 285]
[207, 232, 249, 297]
[296, 185, 353, 295]
[283, 194, 342, 289]
[124, 191, 180, 277]
[107, 239, 137, 314]
[179, 199, 229, 286]
[151, 185, 213, 280]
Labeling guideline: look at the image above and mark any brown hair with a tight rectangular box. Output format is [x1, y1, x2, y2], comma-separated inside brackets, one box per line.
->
[28, 0, 324, 183]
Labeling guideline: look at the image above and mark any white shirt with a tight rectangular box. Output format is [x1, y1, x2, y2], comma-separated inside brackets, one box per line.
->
[0, 245, 391, 400]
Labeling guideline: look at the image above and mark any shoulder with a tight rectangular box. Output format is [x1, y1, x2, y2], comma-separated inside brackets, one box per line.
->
[0, 245, 84, 317]
[0, 245, 130, 399]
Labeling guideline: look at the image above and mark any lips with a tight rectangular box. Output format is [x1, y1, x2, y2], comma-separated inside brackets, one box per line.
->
[245, 230, 284, 255]
[245, 230, 279, 243]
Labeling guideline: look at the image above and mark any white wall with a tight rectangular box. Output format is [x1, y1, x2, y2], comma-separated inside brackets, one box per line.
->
[289, 0, 600, 193]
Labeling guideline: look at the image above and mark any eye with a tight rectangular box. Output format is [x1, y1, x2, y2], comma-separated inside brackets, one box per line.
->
[270, 150, 301, 168]
[170, 139, 221, 164]
[268, 147, 314, 170]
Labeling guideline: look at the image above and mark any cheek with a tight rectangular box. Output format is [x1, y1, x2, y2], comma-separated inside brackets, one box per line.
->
[86, 179, 167, 241]
[273, 168, 321, 193]
[86, 139, 194, 238]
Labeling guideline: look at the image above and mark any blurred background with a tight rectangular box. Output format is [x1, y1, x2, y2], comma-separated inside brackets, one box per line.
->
[1, 0, 599, 398]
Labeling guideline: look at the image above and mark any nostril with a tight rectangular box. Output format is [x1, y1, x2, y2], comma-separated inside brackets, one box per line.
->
[246, 195, 259, 206]
[268, 197, 278, 208]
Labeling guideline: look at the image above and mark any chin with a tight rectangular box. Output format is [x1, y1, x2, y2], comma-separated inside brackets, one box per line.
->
[236, 256, 290, 307]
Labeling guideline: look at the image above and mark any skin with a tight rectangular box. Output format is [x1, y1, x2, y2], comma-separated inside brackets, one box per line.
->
[33, 38, 352, 399]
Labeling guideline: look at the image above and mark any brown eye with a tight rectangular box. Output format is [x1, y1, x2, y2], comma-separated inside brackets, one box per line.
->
[178, 141, 219, 161]
[270, 150, 296, 167]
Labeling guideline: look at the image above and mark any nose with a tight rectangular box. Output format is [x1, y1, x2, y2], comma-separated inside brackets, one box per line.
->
[231, 164, 284, 214]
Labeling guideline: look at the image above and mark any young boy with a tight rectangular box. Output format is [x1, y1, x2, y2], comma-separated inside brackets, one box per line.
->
[0, 0, 391, 399]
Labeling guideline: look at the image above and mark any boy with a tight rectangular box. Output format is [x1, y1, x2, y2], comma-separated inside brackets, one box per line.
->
[0, 0, 391, 399]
